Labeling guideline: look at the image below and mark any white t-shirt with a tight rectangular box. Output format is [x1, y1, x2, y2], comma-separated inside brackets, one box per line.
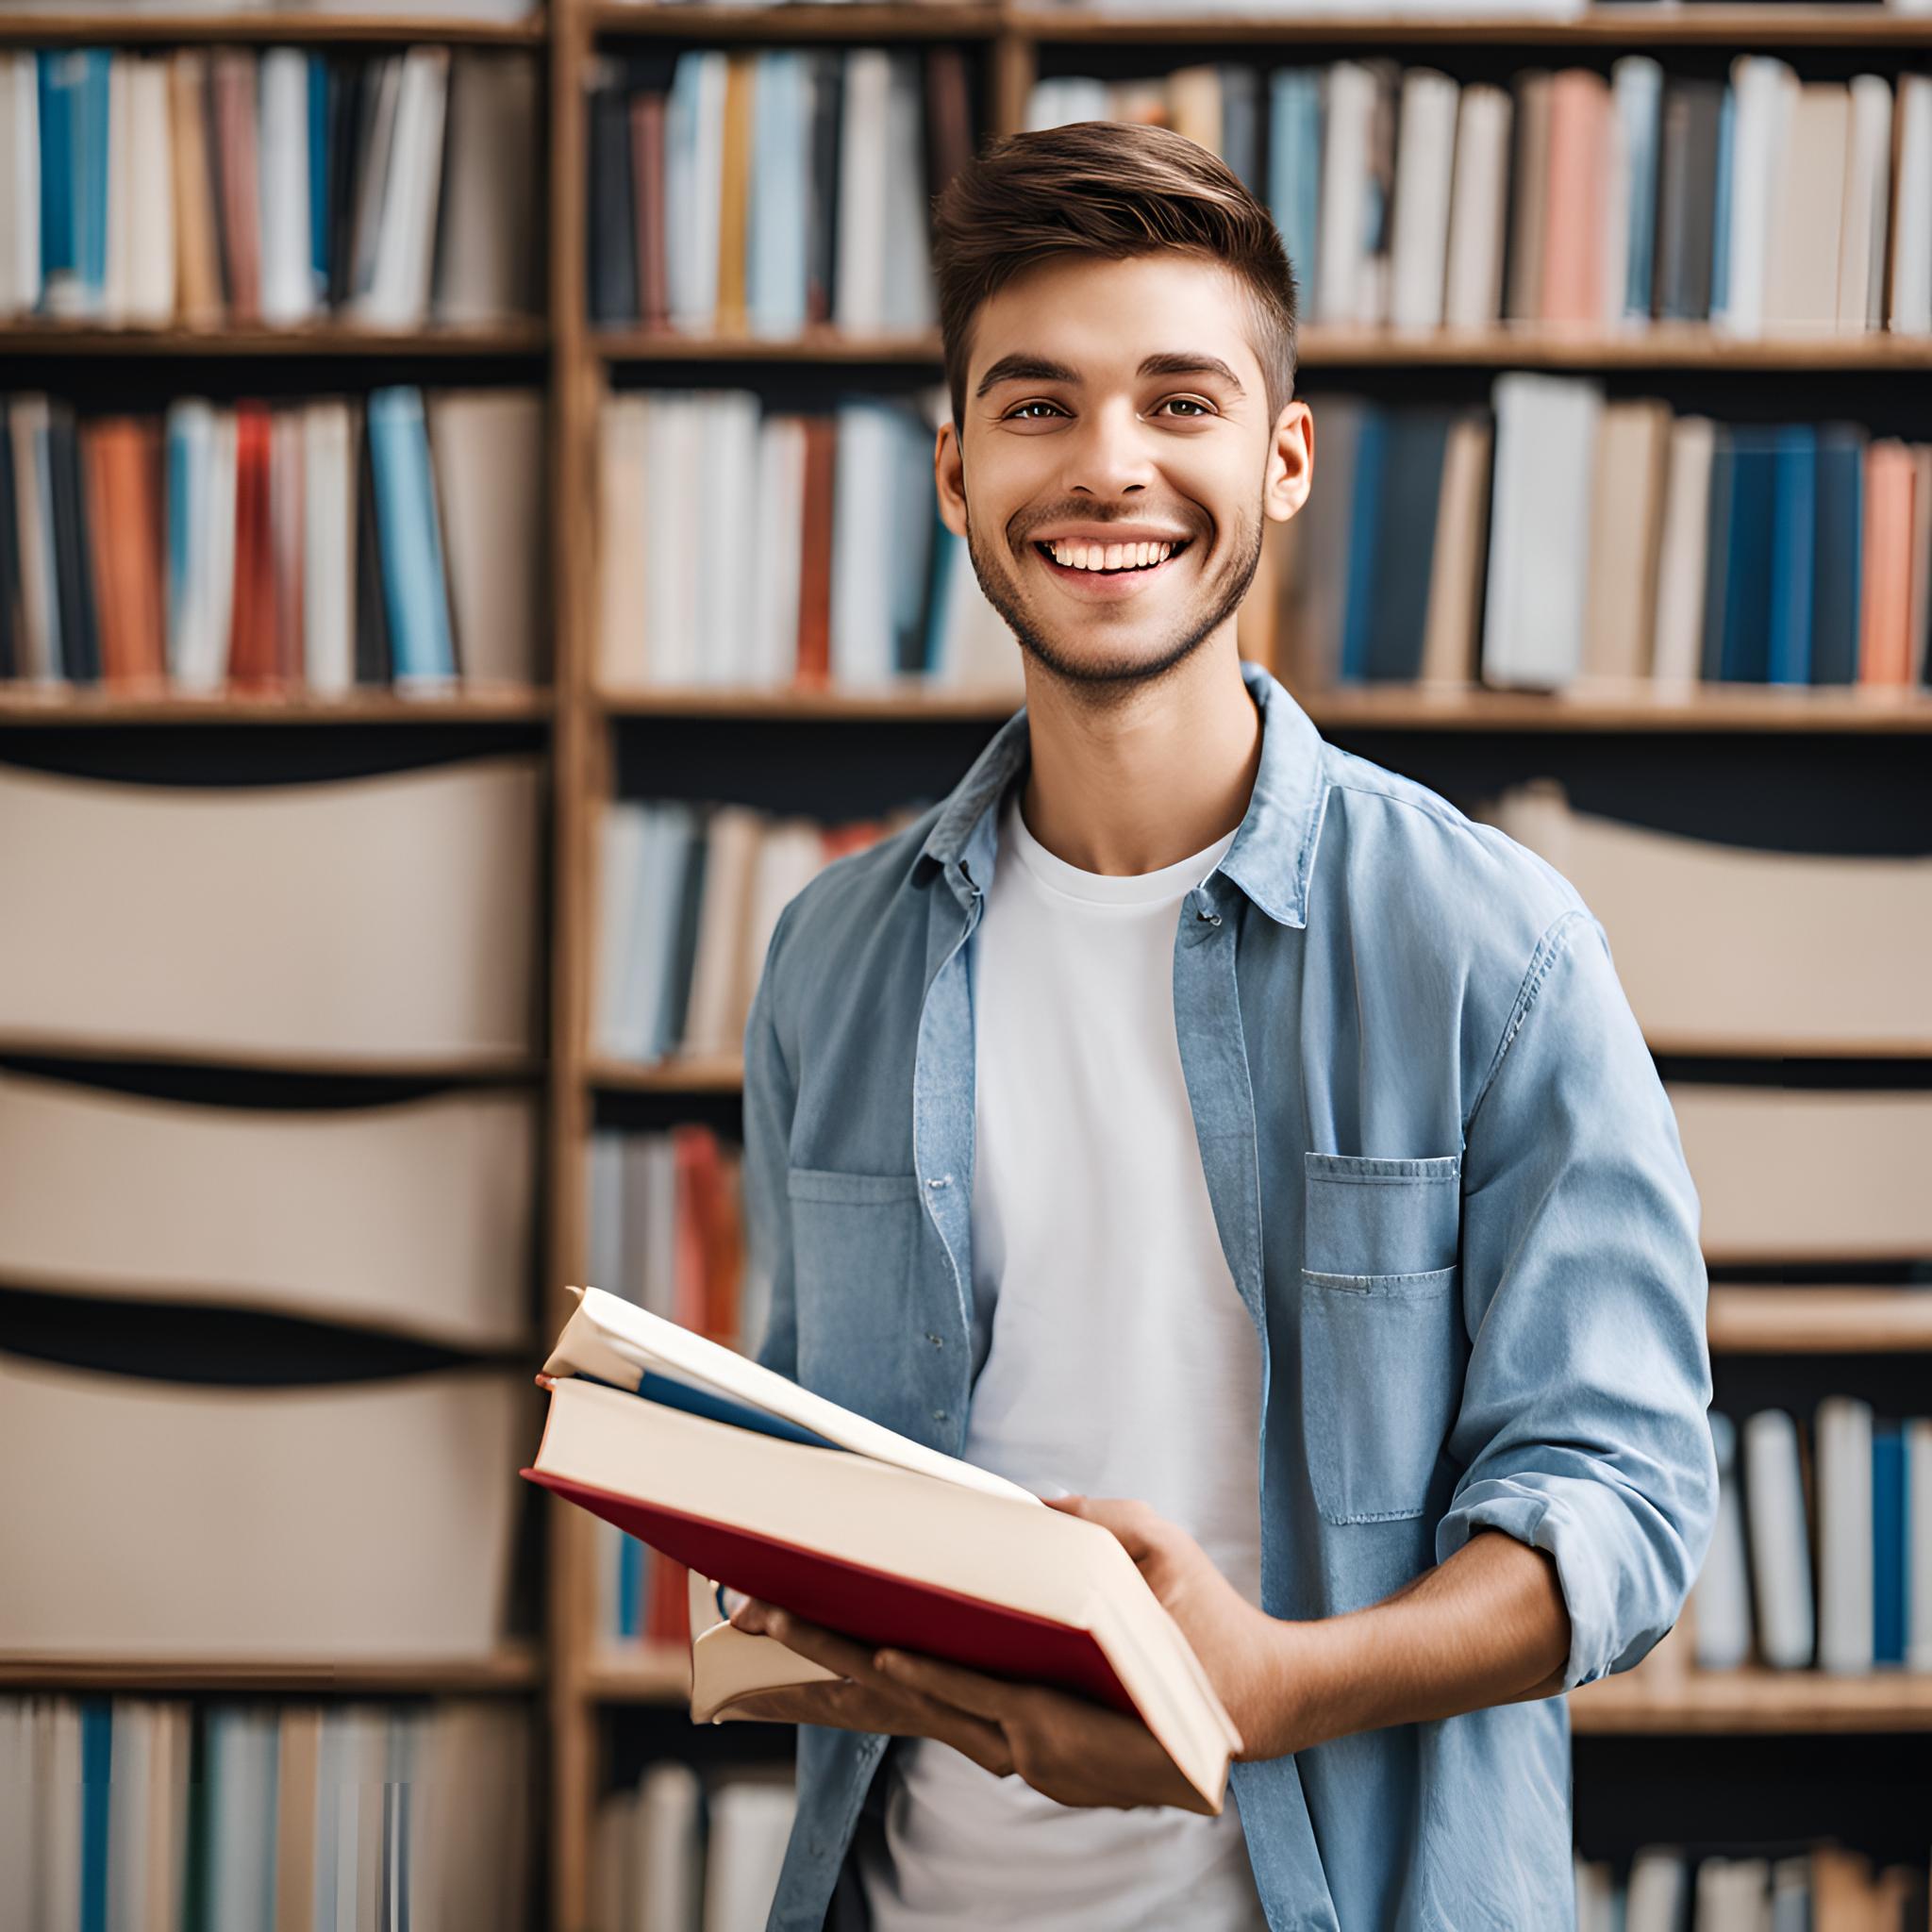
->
[855, 786, 1269, 1932]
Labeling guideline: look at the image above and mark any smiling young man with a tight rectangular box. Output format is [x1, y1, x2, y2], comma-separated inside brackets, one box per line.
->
[724, 122, 1718, 1931]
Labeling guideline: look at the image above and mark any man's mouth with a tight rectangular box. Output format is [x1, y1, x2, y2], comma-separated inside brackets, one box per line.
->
[1031, 538, 1194, 579]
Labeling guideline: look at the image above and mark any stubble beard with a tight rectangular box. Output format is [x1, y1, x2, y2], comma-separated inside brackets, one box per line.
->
[961, 491, 1266, 703]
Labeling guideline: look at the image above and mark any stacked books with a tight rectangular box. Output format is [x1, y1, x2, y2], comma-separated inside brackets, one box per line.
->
[592, 1764, 797, 1932]
[1575, 1843, 1928, 1932]
[522, 1288, 1243, 1809]
[1690, 1407, 1932, 1676]
[0, 385, 543, 693]
[1260, 381, 1932, 692]
[597, 387, 1021, 692]
[0, 45, 539, 328]
[585, 46, 973, 336]
[592, 799, 919, 1065]
[0, 1696, 532, 1932]
[1032, 60, 1931, 335]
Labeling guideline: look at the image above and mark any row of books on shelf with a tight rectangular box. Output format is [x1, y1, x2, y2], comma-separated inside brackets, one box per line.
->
[0, 46, 538, 330]
[592, 1764, 796, 1932]
[1269, 380, 1932, 694]
[0, 1696, 532, 1932]
[0, 387, 542, 693]
[598, 387, 1019, 691]
[1031, 58, 1932, 338]
[1693, 1407, 1932, 1677]
[587, 45, 970, 337]
[1574, 1843, 1927, 1932]
[593, 798, 914, 1063]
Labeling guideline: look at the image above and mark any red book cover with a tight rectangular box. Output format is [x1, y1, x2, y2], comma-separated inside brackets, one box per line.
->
[794, 418, 834, 687]
[521, 1469, 1137, 1717]
[670, 1127, 709, 1335]
[646, 1553, 691, 1646]
[633, 93, 668, 331]
[227, 406, 278, 690]
[212, 53, 261, 324]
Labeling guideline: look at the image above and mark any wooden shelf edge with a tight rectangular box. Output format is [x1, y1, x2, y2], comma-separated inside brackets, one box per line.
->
[0, 1644, 543, 1695]
[0, 323, 547, 354]
[0, 13, 549, 47]
[597, 682, 1020, 720]
[577, 1647, 692, 1705]
[592, 2, 999, 39]
[1571, 1667, 1932, 1732]
[1707, 1286, 1932, 1353]
[0, 686, 554, 724]
[587, 1054, 747, 1093]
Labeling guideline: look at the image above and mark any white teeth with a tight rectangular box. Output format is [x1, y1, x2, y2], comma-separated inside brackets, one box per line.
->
[1045, 539, 1177, 572]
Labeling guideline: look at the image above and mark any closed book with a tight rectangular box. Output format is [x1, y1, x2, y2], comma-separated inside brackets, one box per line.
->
[367, 385, 458, 689]
[301, 398, 355, 696]
[1417, 411, 1491, 685]
[587, 62, 639, 328]
[1815, 1394, 1875, 1674]
[715, 52, 754, 334]
[47, 401, 101, 684]
[1442, 82, 1510, 328]
[1859, 440, 1916, 686]
[833, 48, 890, 331]
[633, 85, 669, 330]
[747, 52, 809, 340]
[1908, 1419, 1932, 1673]
[523, 1289, 1243, 1809]
[1655, 77, 1721, 321]
[1268, 70, 1323, 313]
[1839, 75, 1891, 332]
[1742, 1408, 1815, 1668]
[1541, 69, 1609, 325]
[210, 51, 261, 322]
[1364, 408, 1451, 682]
[258, 48, 314, 325]
[796, 415, 836, 683]
[433, 49, 539, 325]
[353, 399, 391, 685]
[804, 50, 841, 328]
[1698, 423, 1735, 682]
[1693, 1412, 1752, 1670]
[354, 44, 447, 328]
[1766, 425, 1816, 685]
[10, 394, 61, 680]
[1874, 1426, 1907, 1666]
[269, 406, 306, 684]
[0, 400, 18, 680]
[1503, 69, 1551, 322]
[1581, 398, 1670, 680]
[1388, 70, 1457, 331]
[226, 402, 276, 690]
[1612, 58, 1662, 320]
[1763, 81, 1847, 334]
[1718, 426, 1776, 682]
[1650, 416, 1714, 688]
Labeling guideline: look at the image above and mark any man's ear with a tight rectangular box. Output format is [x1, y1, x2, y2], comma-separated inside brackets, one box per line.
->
[1265, 401, 1315, 526]
[935, 421, 968, 539]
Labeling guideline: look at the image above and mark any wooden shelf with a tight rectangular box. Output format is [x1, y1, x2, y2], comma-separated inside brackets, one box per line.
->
[0, 1645, 542, 1695]
[1707, 1287, 1932, 1354]
[592, 2, 999, 40]
[1011, 5, 1932, 45]
[577, 1646, 692, 1704]
[588, 1054, 748, 1093]
[0, 321, 548, 358]
[599, 682, 1019, 719]
[0, 686, 552, 724]
[1571, 1668, 1932, 1733]
[1296, 323, 1932, 370]
[594, 326, 945, 363]
[0, 11, 549, 47]
[0, 1035, 544, 1083]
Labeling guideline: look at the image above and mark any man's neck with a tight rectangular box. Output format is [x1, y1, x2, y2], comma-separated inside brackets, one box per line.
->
[1016, 640, 1263, 877]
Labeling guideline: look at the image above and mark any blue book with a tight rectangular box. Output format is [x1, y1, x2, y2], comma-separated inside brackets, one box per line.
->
[1766, 425, 1816, 685]
[80, 1700, 111, 1932]
[890, 407, 937, 676]
[921, 504, 958, 676]
[619, 1534, 645, 1639]
[1339, 408, 1387, 685]
[1875, 1427, 1907, 1666]
[1719, 428, 1775, 682]
[1619, 60, 1662, 320]
[1709, 84, 1735, 324]
[366, 386, 458, 687]
[747, 53, 808, 336]
[1811, 425, 1865, 684]
[1268, 70, 1322, 308]
[1220, 65, 1262, 202]
[308, 56, 332, 299]
[36, 53, 77, 306]
[73, 50, 110, 312]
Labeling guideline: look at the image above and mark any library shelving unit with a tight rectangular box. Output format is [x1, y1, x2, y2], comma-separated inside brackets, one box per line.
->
[8, 1, 1932, 1926]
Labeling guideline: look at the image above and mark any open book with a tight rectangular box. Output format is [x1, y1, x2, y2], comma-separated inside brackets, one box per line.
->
[520, 1288, 1242, 1810]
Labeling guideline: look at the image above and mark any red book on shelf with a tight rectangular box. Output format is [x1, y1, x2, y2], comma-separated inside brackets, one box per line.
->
[1541, 68, 1609, 327]
[521, 1288, 1240, 1808]
[81, 418, 166, 690]
[794, 416, 835, 686]
[211, 51, 262, 324]
[227, 405, 278, 690]
[632, 92, 668, 332]
[1860, 441, 1917, 687]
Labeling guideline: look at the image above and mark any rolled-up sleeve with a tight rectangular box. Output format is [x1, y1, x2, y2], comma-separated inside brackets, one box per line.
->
[741, 899, 801, 1379]
[1436, 907, 1718, 1691]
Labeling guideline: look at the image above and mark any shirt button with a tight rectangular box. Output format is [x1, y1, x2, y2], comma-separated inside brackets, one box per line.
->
[925, 1174, 952, 1189]
[932, 1408, 949, 1423]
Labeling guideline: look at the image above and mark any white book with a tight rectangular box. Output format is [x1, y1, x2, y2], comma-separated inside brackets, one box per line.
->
[258, 48, 314, 324]
[1316, 62, 1376, 325]
[1387, 70, 1457, 330]
[1890, 75, 1932, 332]
[201, 408, 241, 690]
[591, 1788, 636, 1932]
[829, 401, 898, 685]
[701, 1780, 797, 1932]
[1442, 85, 1511, 329]
[1766, 82, 1848, 334]
[747, 53, 809, 338]
[703, 391, 761, 684]
[1770, 1857, 1809, 1932]
[1650, 414, 1715, 688]
[1815, 1395, 1875, 1674]
[302, 399, 355, 694]
[1607, 58, 1661, 326]
[1693, 1412, 1753, 1671]
[1697, 1857, 1772, 1932]
[0, 55, 42, 316]
[104, 1701, 155, 1932]
[9, 396, 58, 681]
[270, 406, 306, 673]
[1840, 75, 1892, 332]
[750, 413, 807, 688]
[355, 47, 448, 327]
[835, 49, 891, 332]
[1025, 76, 1108, 133]
[598, 393, 650, 687]
[683, 805, 765, 1058]
[1480, 372, 1602, 689]
[880, 51, 937, 331]
[0, 1702, 33, 1925]
[208, 1709, 280, 1932]
[616, 806, 690, 1061]
[595, 802, 650, 1056]
[103, 52, 129, 322]
[667, 53, 725, 333]
[1574, 1856, 1616, 1932]
[38, 1701, 84, 1932]
[1743, 1408, 1815, 1669]
[1716, 57, 1795, 339]
[635, 1763, 703, 1932]
[632, 1132, 679, 1317]
[433, 48, 539, 325]
[1908, 1418, 1932, 1673]
[1624, 1847, 1689, 1932]
[123, 53, 175, 325]
[645, 395, 701, 686]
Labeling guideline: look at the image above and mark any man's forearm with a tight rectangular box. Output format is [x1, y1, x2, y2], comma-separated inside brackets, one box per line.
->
[1241, 1529, 1573, 1761]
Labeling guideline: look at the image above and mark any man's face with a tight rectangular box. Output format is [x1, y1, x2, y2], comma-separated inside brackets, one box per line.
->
[935, 253, 1312, 694]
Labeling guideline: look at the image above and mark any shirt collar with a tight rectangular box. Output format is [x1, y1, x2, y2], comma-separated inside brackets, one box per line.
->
[914, 658, 1329, 930]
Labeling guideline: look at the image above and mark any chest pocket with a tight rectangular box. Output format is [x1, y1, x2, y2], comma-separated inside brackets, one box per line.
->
[1300, 1151, 1465, 1524]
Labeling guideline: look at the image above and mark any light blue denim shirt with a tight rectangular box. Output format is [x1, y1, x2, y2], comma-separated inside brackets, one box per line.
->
[741, 658, 1718, 1932]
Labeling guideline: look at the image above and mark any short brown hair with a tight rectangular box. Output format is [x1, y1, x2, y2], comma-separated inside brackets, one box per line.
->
[931, 120, 1298, 435]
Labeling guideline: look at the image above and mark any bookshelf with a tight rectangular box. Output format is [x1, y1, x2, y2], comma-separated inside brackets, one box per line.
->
[4, 1, 1929, 1927]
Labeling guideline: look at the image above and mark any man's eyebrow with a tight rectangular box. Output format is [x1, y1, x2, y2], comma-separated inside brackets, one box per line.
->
[974, 352, 1248, 400]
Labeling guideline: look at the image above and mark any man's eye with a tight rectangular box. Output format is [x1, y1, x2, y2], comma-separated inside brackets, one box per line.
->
[1006, 401, 1065, 420]
[1161, 398, 1211, 417]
